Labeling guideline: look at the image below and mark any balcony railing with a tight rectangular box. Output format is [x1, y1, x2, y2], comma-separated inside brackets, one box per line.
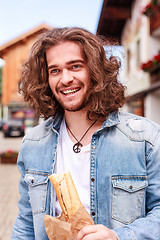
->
[141, 53, 160, 84]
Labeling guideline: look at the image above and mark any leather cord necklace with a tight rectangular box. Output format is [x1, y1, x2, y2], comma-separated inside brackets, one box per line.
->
[66, 119, 97, 153]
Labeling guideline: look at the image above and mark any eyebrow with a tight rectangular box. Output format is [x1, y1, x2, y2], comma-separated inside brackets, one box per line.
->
[48, 59, 85, 70]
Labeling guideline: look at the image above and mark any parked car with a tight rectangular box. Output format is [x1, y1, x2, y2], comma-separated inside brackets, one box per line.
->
[2, 119, 25, 137]
[0, 120, 4, 130]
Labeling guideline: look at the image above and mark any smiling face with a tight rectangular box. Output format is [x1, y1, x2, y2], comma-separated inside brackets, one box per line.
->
[46, 41, 91, 113]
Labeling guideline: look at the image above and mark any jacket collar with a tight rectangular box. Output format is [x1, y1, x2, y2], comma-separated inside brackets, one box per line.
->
[102, 111, 120, 128]
[45, 114, 63, 133]
[45, 111, 120, 133]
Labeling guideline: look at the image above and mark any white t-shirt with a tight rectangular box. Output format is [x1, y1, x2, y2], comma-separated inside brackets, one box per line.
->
[55, 118, 91, 216]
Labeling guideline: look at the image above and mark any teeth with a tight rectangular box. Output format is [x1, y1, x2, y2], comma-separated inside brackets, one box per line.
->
[63, 88, 79, 95]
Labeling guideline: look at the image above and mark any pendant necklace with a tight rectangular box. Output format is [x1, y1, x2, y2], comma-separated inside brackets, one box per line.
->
[66, 119, 97, 153]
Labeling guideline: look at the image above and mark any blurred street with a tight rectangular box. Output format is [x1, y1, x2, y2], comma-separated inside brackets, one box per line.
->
[0, 164, 20, 240]
[0, 133, 22, 240]
[0, 132, 22, 153]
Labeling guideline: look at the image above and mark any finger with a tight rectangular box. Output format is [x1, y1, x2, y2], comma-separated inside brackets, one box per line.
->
[76, 225, 118, 240]
[78, 232, 99, 240]
[77, 225, 97, 240]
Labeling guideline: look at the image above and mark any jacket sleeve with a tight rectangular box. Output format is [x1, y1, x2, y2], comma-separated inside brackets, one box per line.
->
[11, 152, 35, 240]
[114, 130, 160, 240]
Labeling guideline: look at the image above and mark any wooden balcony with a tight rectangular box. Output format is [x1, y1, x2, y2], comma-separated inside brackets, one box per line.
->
[150, 66, 160, 84]
[150, 8, 160, 34]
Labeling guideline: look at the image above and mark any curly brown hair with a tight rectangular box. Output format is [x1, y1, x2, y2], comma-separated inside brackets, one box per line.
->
[19, 27, 125, 119]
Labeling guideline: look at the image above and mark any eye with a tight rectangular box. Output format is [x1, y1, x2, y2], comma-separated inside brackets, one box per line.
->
[72, 64, 80, 69]
[50, 69, 59, 74]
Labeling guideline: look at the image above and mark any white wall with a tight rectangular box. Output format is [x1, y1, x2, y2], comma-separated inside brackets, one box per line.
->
[121, 0, 151, 97]
[144, 91, 160, 124]
[149, 36, 160, 59]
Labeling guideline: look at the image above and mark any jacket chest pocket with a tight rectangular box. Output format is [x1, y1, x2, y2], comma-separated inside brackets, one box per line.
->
[111, 176, 148, 224]
[24, 172, 49, 215]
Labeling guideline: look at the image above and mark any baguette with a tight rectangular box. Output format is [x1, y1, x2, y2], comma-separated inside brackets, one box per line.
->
[49, 172, 83, 221]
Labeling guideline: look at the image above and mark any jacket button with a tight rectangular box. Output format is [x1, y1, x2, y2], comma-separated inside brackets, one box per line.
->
[129, 185, 133, 189]
[31, 179, 34, 184]
[92, 211, 95, 216]
[91, 178, 95, 182]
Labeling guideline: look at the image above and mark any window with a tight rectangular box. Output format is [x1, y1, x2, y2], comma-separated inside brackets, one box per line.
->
[136, 40, 141, 68]
[127, 49, 130, 74]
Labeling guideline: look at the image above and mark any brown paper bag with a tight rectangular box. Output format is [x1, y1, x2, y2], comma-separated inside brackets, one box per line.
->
[44, 214, 72, 240]
[44, 206, 94, 240]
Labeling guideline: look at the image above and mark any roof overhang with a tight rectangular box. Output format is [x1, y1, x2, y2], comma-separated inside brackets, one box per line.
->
[0, 23, 52, 57]
[97, 0, 134, 44]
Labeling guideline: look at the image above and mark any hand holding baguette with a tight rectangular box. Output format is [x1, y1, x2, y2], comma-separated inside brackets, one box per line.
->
[44, 172, 94, 240]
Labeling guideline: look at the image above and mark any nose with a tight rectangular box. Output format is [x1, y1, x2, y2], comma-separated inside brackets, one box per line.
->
[60, 69, 74, 85]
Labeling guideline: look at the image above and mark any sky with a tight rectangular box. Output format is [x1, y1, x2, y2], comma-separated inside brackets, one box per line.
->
[0, 0, 103, 46]
[0, 0, 124, 69]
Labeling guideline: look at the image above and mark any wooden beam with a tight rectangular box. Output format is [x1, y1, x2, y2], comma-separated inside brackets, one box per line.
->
[105, 6, 131, 20]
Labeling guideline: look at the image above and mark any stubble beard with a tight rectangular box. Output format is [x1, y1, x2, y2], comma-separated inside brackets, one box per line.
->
[57, 87, 91, 112]
[55, 83, 91, 112]
[59, 96, 89, 112]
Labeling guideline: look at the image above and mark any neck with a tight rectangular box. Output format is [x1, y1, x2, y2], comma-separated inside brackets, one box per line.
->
[64, 110, 105, 146]
[64, 110, 89, 129]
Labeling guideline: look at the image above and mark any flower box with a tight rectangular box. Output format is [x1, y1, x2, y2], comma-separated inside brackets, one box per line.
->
[140, 53, 160, 84]
[140, 53, 160, 73]
[0, 150, 18, 164]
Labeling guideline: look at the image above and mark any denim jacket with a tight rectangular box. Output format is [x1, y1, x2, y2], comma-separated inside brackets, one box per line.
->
[11, 111, 160, 240]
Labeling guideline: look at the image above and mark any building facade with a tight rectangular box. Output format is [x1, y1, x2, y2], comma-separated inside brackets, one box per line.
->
[122, 0, 160, 124]
[97, 0, 160, 124]
[0, 24, 52, 129]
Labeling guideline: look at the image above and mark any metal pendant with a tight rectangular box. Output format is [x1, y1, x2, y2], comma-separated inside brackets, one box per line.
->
[73, 142, 83, 153]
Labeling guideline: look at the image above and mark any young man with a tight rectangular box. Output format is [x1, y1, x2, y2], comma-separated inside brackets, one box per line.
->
[11, 27, 160, 240]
